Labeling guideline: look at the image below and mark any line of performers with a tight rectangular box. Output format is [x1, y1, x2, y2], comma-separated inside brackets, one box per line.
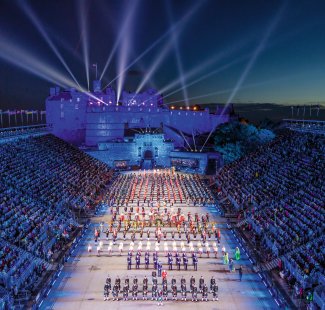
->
[104, 275, 219, 302]
[127, 251, 198, 271]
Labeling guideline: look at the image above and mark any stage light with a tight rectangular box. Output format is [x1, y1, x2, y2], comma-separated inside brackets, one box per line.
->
[180, 107, 183, 110]
[171, 106, 175, 110]
[186, 106, 190, 110]
[193, 106, 197, 111]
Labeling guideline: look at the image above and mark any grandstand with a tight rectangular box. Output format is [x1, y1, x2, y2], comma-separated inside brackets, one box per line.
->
[216, 129, 325, 309]
[0, 124, 323, 309]
[0, 131, 113, 308]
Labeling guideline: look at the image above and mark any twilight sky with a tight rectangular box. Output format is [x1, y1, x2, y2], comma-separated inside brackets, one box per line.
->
[0, 0, 325, 110]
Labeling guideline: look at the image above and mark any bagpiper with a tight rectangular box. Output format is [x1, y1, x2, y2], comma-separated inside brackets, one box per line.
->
[210, 276, 216, 293]
[191, 286, 198, 302]
[115, 276, 121, 291]
[151, 284, 158, 300]
[112, 284, 119, 301]
[190, 276, 195, 291]
[123, 284, 129, 301]
[212, 284, 219, 301]
[202, 283, 208, 301]
[163, 283, 168, 300]
[172, 284, 177, 300]
[199, 276, 204, 292]
[181, 283, 187, 301]
[132, 283, 138, 300]
[104, 282, 110, 301]
[125, 277, 129, 291]
[143, 276, 148, 300]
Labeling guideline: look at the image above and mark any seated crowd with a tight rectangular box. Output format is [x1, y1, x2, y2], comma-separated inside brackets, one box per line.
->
[217, 130, 325, 290]
[0, 134, 112, 304]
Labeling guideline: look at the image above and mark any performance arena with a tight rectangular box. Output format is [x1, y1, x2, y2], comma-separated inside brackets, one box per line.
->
[0, 111, 324, 310]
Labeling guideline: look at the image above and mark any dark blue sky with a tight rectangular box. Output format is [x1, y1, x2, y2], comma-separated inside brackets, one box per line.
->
[0, 0, 325, 110]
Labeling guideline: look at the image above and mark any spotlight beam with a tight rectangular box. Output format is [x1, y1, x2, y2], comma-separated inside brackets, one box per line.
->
[178, 129, 193, 151]
[78, 0, 90, 90]
[0, 31, 107, 106]
[116, 0, 139, 102]
[224, 2, 287, 112]
[116, 36, 130, 103]
[166, 0, 189, 106]
[157, 35, 253, 96]
[0, 33, 77, 88]
[163, 55, 248, 100]
[19, 2, 82, 90]
[135, 40, 173, 93]
[103, 0, 205, 90]
[100, 0, 139, 81]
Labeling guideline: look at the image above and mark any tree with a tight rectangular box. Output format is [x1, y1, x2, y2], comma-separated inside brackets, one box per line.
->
[213, 121, 275, 164]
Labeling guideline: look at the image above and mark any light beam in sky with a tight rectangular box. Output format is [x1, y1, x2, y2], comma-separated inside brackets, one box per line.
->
[102, 0, 205, 90]
[223, 2, 287, 114]
[20, 1, 82, 90]
[78, 0, 90, 90]
[166, 0, 189, 106]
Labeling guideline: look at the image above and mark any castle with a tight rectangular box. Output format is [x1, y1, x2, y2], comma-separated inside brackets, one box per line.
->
[46, 80, 231, 172]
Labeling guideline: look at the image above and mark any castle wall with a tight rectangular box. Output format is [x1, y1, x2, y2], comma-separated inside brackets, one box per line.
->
[86, 133, 174, 167]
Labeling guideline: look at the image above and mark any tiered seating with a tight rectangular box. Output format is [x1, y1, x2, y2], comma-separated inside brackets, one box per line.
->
[0, 134, 112, 300]
[0, 126, 48, 142]
[283, 238, 324, 288]
[0, 239, 50, 291]
[217, 130, 325, 289]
